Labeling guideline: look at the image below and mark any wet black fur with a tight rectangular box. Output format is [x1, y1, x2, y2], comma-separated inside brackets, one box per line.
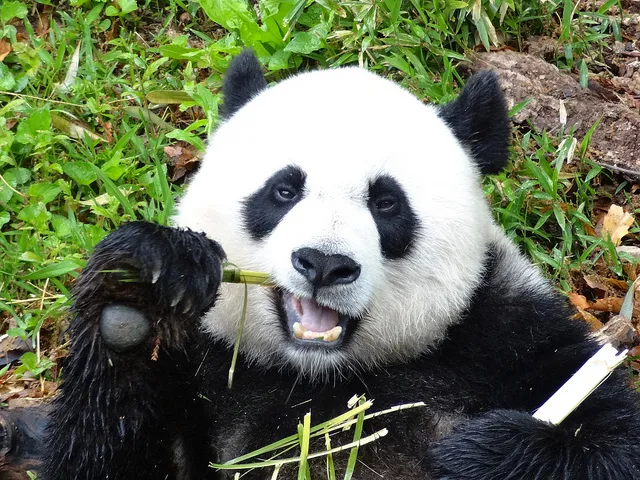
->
[42, 228, 640, 479]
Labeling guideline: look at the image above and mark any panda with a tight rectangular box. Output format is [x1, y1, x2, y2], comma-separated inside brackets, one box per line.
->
[42, 50, 640, 479]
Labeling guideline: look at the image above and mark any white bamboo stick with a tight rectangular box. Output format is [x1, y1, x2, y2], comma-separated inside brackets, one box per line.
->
[533, 343, 628, 425]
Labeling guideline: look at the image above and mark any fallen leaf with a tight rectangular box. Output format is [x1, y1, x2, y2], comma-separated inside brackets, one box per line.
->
[617, 245, 640, 259]
[569, 292, 591, 310]
[36, 11, 50, 37]
[575, 307, 604, 331]
[55, 42, 81, 92]
[602, 204, 634, 246]
[165, 143, 203, 182]
[97, 117, 113, 143]
[51, 112, 106, 142]
[0, 335, 31, 367]
[583, 274, 609, 294]
[164, 145, 183, 158]
[558, 99, 567, 127]
[588, 296, 640, 318]
[0, 40, 11, 62]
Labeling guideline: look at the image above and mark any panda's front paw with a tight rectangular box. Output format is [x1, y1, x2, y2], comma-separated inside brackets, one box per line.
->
[429, 410, 558, 480]
[76, 221, 225, 319]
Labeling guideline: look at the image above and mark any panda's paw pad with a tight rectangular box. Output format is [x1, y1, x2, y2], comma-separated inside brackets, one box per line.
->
[100, 304, 152, 352]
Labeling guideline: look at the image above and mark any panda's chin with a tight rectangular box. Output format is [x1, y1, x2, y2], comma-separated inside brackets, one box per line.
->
[279, 291, 350, 348]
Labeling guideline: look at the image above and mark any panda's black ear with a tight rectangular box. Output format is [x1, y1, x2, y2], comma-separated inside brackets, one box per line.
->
[220, 49, 268, 119]
[438, 71, 510, 175]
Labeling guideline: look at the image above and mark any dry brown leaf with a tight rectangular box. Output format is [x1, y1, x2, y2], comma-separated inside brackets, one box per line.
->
[569, 292, 591, 310]
[164, 145, 183, 158]
[602, 204, 634, 246]
[97, 118, 113, 143]
[0, 40, 11, 62]
[589, 297, 640, 318]
[604, 278, 632, 291]
[583, 274, 609, 294]
[575, 307, 604, 331]
[165, 143, 203, 182]
[36, 11, 50, 37]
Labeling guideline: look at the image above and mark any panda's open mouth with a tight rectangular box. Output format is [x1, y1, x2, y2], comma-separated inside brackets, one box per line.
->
[281, 291, 348, 346]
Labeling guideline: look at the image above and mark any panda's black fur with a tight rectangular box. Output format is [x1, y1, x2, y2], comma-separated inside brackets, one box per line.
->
[42, 51, 640, 479]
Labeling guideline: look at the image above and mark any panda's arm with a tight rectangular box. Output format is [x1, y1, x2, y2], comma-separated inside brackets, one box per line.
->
[429, 291, 640, 479]
[42, 222, 224, 480]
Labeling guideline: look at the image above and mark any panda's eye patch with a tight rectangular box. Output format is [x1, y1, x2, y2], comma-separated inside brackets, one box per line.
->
[375, 196, 396, 213]
[368, 175, 419, 259]
[275, 185, 297, 202]
[243, 165, 306, 240]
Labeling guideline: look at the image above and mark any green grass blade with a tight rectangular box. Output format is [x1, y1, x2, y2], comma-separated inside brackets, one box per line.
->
[343, 396, 366, 480]
[325, 431, 336, 480]
[22, 258, 85, 280]
[89, 164, 136, 219]
[298, 412, 312, 480]
[219, 401, 374, 466]
[227, 281, 248, 389]
[210, 429, 389, 470]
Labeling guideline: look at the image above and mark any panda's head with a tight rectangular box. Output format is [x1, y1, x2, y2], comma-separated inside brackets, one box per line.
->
[175, 50, 510, 380]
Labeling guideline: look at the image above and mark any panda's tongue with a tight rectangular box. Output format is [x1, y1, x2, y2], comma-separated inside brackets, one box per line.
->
[295, 297, 340, 332]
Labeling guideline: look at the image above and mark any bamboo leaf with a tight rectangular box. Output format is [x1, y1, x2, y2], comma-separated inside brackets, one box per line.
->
[146, 90, 194, 105]
[22, 258, 85, 280]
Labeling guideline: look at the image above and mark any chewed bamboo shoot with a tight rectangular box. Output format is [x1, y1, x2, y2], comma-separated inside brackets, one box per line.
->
[533, 343, 628, 425]
[222, 266, 273, 286]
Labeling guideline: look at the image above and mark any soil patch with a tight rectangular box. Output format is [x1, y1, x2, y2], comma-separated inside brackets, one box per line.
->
[469, 50, 640, 174]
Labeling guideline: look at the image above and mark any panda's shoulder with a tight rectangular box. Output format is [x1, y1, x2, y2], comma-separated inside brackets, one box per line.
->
[443, 237, 595, 364]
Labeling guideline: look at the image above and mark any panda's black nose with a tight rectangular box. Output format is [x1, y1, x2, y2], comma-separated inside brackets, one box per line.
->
[291, 248, 361, 288]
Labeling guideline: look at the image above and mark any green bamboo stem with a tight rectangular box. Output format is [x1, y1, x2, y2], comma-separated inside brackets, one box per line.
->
[222, 266, 273, 286]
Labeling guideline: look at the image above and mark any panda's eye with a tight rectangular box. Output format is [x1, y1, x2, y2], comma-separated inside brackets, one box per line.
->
[275, 186, 297, 202]
[375, 196, 396, 213]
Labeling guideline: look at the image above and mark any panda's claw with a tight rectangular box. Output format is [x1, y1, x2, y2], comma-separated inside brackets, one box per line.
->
[151, 264, 161, 284]
[170, 289, 185, 308]
[181, 298, 193, 315]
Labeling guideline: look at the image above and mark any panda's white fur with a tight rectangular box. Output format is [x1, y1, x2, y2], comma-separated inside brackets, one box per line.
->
[174, 67, 543, 379]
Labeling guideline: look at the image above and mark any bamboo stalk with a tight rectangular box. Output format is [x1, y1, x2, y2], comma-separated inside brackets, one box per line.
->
[533, 343, 628, 425]
[222, 266, 273, 286]
[210, 429, 389, 470]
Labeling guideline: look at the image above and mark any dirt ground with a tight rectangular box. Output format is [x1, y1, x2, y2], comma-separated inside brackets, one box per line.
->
[469, 44, 640, 174]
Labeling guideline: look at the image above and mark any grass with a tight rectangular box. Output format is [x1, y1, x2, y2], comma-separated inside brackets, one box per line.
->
[1, 0, 640, 475]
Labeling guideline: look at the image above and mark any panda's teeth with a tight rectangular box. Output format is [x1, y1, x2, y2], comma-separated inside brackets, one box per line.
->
[292, 322, 342, 342]
[293, 322, 305, 339]
[323, 326, 342, 342]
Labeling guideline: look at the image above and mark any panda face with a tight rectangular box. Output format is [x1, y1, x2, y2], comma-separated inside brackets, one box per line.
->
[175, 53, 510, 379]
